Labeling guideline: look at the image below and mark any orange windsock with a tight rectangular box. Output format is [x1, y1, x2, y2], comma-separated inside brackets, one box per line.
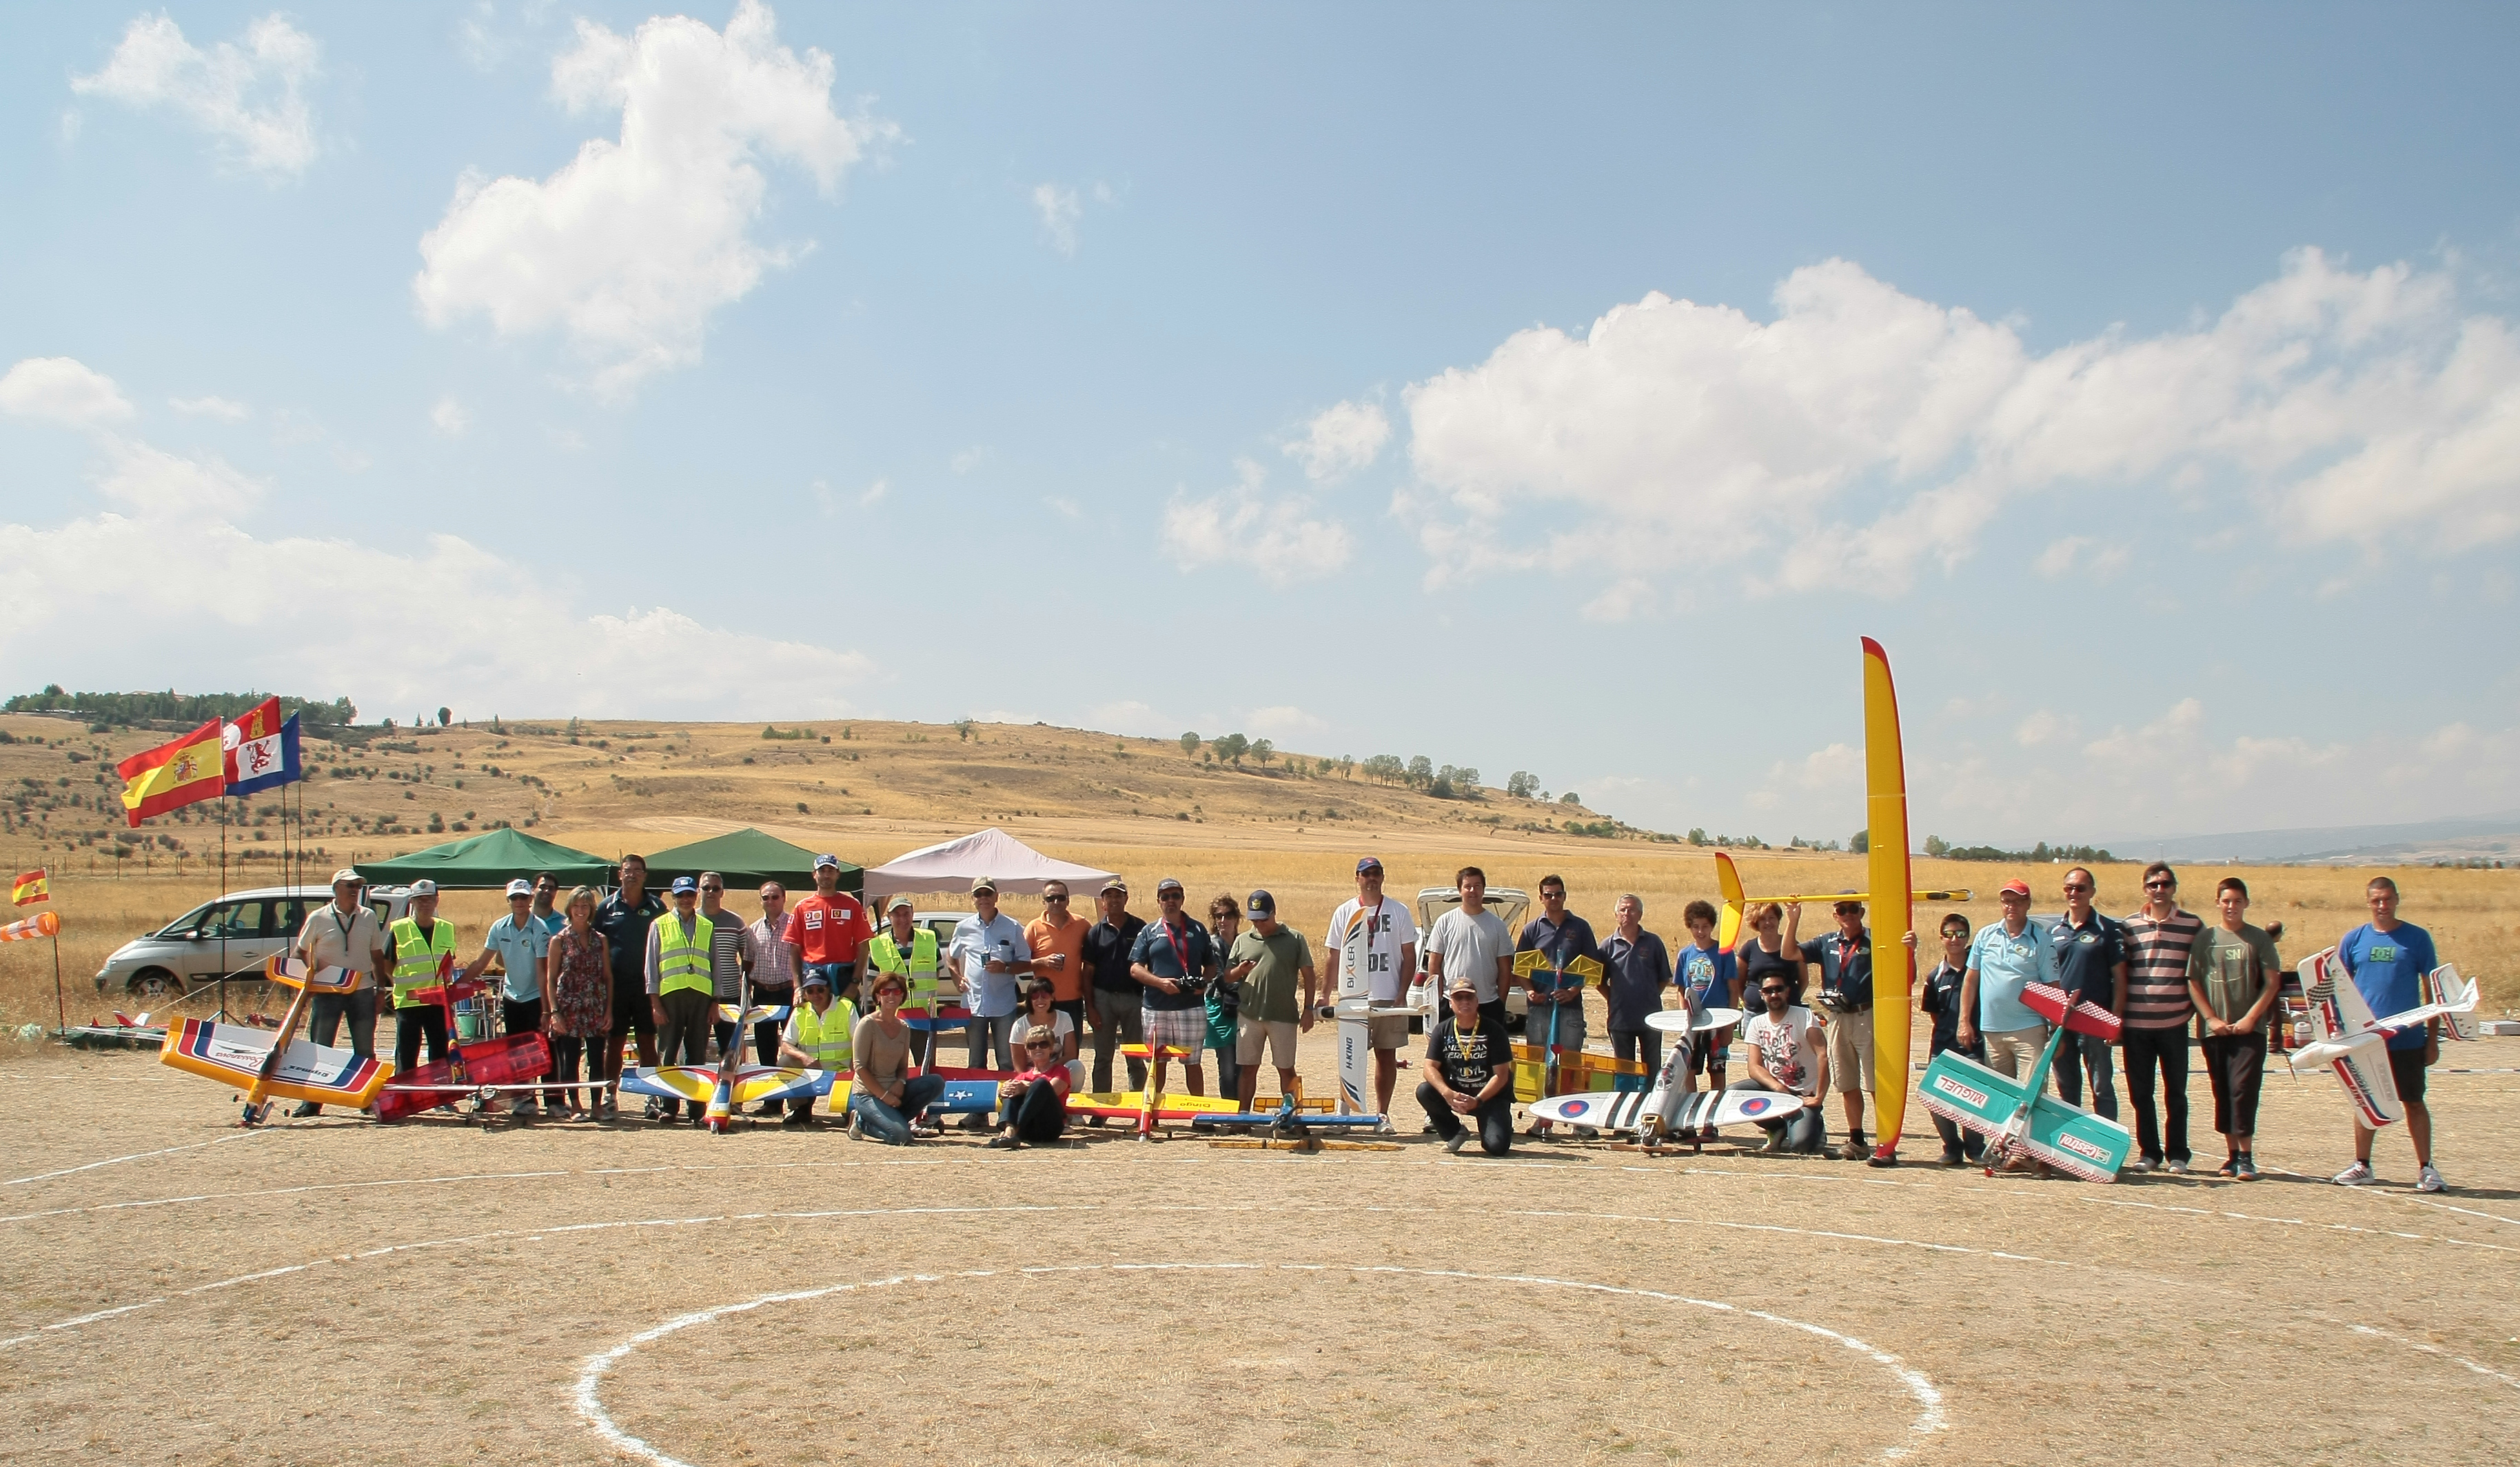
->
[1, 909, 61, 942]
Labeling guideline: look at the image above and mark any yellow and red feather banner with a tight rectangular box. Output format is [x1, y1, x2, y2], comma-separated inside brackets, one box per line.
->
[116, 718, 227, 827]
[10, 869, 45, 906]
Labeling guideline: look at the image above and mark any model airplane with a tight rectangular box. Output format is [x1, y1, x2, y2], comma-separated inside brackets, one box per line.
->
[1191, 1082, 1381, 1138]
[1916, 980, 2134, 1182]
[2289, 949, 2478, 1129]
[372, 966, 589, 1122]
[617, 969, 830, 1131]
[1066, 1044, 1245, 1139]
[1525, 1003, 1750, 1148]
[159, 954, 388, 1122]
[1709, 850, 1973, 955]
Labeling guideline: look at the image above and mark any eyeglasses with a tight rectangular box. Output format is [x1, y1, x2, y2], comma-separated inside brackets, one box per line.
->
[2144, 880, 2173, 890]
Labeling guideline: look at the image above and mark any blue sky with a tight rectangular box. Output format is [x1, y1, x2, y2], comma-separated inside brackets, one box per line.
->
[3, 2, 2517, 848]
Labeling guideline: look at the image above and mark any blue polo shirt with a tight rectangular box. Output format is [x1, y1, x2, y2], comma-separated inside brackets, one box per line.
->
[1130, 916, 1215, 1012]
[2046, 911, 2126, 1010]
[1967, 919, 2055, 1033]
[2337, 921, 2441, 1051]
[1799, 929, 1873, 1010]
[485, 910, 562, 1002]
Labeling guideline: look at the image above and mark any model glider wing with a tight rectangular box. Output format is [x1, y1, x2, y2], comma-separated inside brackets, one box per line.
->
[621, 1064, 828, 1107]
[265, 955, 361, 993]
[716, 1002, 793, 1027]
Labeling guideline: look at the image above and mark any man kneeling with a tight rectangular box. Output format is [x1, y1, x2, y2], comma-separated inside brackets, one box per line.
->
[989, 1024, 1073, 1150]
[1418, 978, 1514, 1156]
[1730, 974, 1830, 1155]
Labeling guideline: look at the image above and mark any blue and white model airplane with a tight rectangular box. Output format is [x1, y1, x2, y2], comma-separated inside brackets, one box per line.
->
[1190, 1086, 1383, 1140]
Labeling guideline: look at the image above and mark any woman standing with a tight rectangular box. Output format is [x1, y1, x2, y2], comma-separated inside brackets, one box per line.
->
[849, 971, 948, 1144]
[543, 886, 614, 1120]
[1204, 894, 1245, 1105]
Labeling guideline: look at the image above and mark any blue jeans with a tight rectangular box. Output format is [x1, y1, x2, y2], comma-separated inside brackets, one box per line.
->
[307, 987, 377, 1058]
[849, 1075, 946, 1144]
[2052, 1031, 2120, 1120]
[1727, 1077, 1825, 1153]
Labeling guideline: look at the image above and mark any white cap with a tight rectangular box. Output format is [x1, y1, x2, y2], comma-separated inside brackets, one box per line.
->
[505, 879, 533, 897]
[330, 868, 362, 887]
[409, 879, 439, 898]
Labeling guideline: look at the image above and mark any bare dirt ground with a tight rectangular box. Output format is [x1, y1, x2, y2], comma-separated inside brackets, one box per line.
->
[4, 1024, 2517, 1466]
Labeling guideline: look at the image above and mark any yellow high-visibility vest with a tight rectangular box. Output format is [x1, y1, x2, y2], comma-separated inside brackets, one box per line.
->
[389, 917, 458, 1010]
[658, 912, 715, 997]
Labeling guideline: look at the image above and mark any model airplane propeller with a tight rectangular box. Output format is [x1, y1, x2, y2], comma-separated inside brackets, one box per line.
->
[1916, 980, 2134, 1182]
[2288, 949, 2477, 1129]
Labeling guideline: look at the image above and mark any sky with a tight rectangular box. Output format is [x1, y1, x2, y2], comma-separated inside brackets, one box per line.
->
[3, 1, 2517, 850]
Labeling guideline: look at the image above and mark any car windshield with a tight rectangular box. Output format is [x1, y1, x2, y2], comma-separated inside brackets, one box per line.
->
[159, 902, 214, 938]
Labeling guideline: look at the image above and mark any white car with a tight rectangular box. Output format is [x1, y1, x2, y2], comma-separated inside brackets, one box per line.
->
[1402, 885, 1532, 1033]
[94, 883, 416, 1003]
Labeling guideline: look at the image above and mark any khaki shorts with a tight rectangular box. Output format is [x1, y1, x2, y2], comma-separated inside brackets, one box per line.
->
[1236, 1015, 1299, 1069]
[1368, 1013, 1412, 1051]
[1826, 1006, 1875, 1093]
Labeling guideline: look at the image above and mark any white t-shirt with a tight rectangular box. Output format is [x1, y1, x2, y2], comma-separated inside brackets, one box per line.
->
[1742, 1006, 1821, 1097]
[1326, 897, 1419, 1003]
[1425, 909, 1510, 1004]
[1013, 1008, 1083, 1089]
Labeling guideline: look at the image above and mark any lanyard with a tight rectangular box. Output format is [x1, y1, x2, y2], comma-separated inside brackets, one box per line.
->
[1161, 919, 1195, 977]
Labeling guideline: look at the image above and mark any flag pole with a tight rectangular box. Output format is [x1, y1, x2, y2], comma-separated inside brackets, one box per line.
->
[51, 931, 64, 1033]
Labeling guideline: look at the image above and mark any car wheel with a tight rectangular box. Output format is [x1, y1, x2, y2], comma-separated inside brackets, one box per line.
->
[128, 968, 184, 1005]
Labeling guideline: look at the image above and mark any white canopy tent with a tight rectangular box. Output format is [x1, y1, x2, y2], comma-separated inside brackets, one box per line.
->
[862, 827, 1117, 902]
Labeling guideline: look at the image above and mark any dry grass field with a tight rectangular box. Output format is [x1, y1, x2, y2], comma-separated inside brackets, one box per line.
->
[3, 711, 2519, 1464]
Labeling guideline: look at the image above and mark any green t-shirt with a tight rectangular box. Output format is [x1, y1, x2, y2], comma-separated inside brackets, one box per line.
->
[2188, 922, 2282, 1028]
[1231, 927, 1312, 1024]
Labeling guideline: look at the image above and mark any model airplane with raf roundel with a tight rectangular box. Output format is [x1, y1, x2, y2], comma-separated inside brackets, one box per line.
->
[1522, 1002, 1753, 1149]
[2288, 948, 2478, 1129]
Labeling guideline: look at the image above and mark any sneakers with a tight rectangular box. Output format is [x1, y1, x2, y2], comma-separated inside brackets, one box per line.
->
[2419, 1163, 2448, 1193]
[1374, 1115, 1396, 1137]
[986, 1135, 1022, 1151]
[1938, 1147, 1964, 1166]
[780, 1112, 811, 1128]
[290, 1102, 322, 1119]
[1445, 1131, 1472, 1156]
[2333, 1160, 2377, 1186]
[2235, 1155, 2259, 1181]
[642, 1098, 662, 1122]
[2128, 1155, 2158, 1174]
[2163, 1159, 2191, 1175]
[2217, 1157, 2239, 1179]
[845, 1113, 865, 1141]
[511, 1100, 539, 1120]
[1838, 1133, 1869, 1162]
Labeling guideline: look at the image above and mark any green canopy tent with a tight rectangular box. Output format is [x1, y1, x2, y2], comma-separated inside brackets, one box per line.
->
[642, 827, 862, 896]
[354, 828, 615, 890]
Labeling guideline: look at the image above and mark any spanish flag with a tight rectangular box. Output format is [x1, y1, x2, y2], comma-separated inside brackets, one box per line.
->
[116, 718, 226, 827]
[9, 869, 45, 906]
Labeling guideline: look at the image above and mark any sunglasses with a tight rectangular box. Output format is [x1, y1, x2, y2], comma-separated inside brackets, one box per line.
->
[1044, 894, 1068, 903]
[508, 893, 531, 900]
[2062, 883, 2092, 893]
[2144, 880, 2174, 890]
[1026, 1040, 1055, 1049]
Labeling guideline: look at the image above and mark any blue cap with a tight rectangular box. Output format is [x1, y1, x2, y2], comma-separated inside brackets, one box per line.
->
[670, 876, 699, 895]
[1246, 889, 1276, 918]
[813, 853, 840, 870]
[1355, 857, 1383, 874]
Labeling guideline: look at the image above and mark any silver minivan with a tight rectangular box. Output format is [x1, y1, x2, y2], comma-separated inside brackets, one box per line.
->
[94, 884, 414, 1003]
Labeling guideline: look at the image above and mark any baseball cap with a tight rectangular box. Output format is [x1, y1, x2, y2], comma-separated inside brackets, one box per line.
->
[409, 879, 438, 898]
[1355, 857, 1383, 874]
[1246, 889, 1276, 918]
[670, 876, 700, 895]
[330, 868, 362, 886]
[1099, 877, 1128, 894]
[1832, 896, 1864, 914]
[813, 853, 841, 871]
[886, 893, 914, 912]
[1156, 877, 1184, 895]
[1447, 975, 1479, 997]
[1999, 879, 2031, 898]
[802, 971, 831, 990]
[505, 879, 533, 898]
[970, 876, 998, 895]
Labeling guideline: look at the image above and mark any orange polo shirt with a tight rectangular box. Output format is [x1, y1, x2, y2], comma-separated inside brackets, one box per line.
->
[1025, 912, 1090, 1003]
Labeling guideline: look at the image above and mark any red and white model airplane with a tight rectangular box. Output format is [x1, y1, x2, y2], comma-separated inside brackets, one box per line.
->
[2289, 949, 2477, 1129]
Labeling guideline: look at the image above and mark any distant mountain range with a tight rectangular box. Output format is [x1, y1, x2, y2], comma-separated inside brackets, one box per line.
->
[2096, 812, 2520, 865]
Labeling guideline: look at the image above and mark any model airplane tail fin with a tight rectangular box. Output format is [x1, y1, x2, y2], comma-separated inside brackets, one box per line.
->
[2299, 947, 2381, 1043]
[2020, 982, 2122, 1041]
[2430, 966, 2479, 1040]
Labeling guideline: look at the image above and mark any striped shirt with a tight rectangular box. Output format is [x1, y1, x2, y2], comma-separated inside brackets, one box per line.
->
[749, 916, 800, 992]
[2120, 908, 2204, 1029]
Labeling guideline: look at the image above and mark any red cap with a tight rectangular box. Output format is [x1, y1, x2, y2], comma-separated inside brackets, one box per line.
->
[1998, 879, 2031, 898]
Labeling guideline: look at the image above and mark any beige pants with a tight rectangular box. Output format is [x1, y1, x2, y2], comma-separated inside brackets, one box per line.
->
[1982, 1026, 2049, 1080]
[1825, 1006, 1876, 1094]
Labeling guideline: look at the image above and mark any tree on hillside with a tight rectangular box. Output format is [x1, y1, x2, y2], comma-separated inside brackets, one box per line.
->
[1407, 755, 1433, 788]
[437, 707, 451, 727]
[1181, 732, 1201, 759]
[1252, 738, 1274, 769]
[1924, 835, 1949, 857]
[1362, 754, 1403, 785]
[1559, 791, 1581, 807]
[1506, 771, 1539, 800]
[1339, 755, 1354, 779]
[1215, 733, 1250, 767]
[1850, 829, 1869, 853]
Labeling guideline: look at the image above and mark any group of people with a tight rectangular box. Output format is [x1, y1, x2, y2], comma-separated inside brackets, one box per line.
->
[278, 853, 2459, 1189]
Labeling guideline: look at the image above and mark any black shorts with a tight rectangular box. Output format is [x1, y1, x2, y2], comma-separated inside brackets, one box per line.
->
[2386, 1045, 2428, 1104]
[1687, 1029, 1730, 1073]
[609, 981, 658, 1040]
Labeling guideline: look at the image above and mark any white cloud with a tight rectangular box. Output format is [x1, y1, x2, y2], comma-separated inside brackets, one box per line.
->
[0, 507, 878, 720]
[0, 356, 135, 428]
[1405, 249, 2520, 596]
[170, 394, 250, 421]
[1284, 399, 1390, 483]
[2014, 709, 2076, 747]
[72, 12, 321, 179]
[949, 445, 989, 474]
[92, 438, 265, 516]
[1084, 700, 1172, 740]
[431, 396, 470, 436]
[1032, 183, 1080, 256]
[1578, 576, 1657, 623]
[412, 0, 894, 397]
[1043, 495, 1081, 519]
[1160, 460, 1352, 586]
[2035, 534, 2131, 582]
[1242, 705, 1328, 738]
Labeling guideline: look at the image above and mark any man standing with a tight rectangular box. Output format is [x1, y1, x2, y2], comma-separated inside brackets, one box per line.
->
[1232, 889, 1317, 1111]
[2333, 876, 2447, 1193]
[1600, 893, 1673, 1084]
[645, 876, 715, 1125]
[2186, 877, 2283, 1180]
[288, 869, 391, 1118]
[949, 878, 1030, 1086]
[1958, 880, 2056, 1080]
[1424, 867, 1513, 1033]
[1796, 898, 1878, 1160]
[698, 872, 760, 1072]
[1024, 880, 1090, 1033]
[1419, 978, 1514, 1156]
[1323, 857, 1417, 1129]
[594, 855, 664, 1111]
[1130, 877, 1215, 1097]
[784, 855, 871, 1006]
[1731, 970, 1831, 1154]
[746, 882, 801, 1114]
[1516, 876, 1603, 1114]
[463, 879, 557, 1114]
[864, 894, 946, 1066]
[2120, 862, 2204, 1175]
[1084, 878, 1148, 1095]
[1914, 914, 1985, 1164]
[2046, 868, 2128, 1122]
[386, 879, 459, 1079]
